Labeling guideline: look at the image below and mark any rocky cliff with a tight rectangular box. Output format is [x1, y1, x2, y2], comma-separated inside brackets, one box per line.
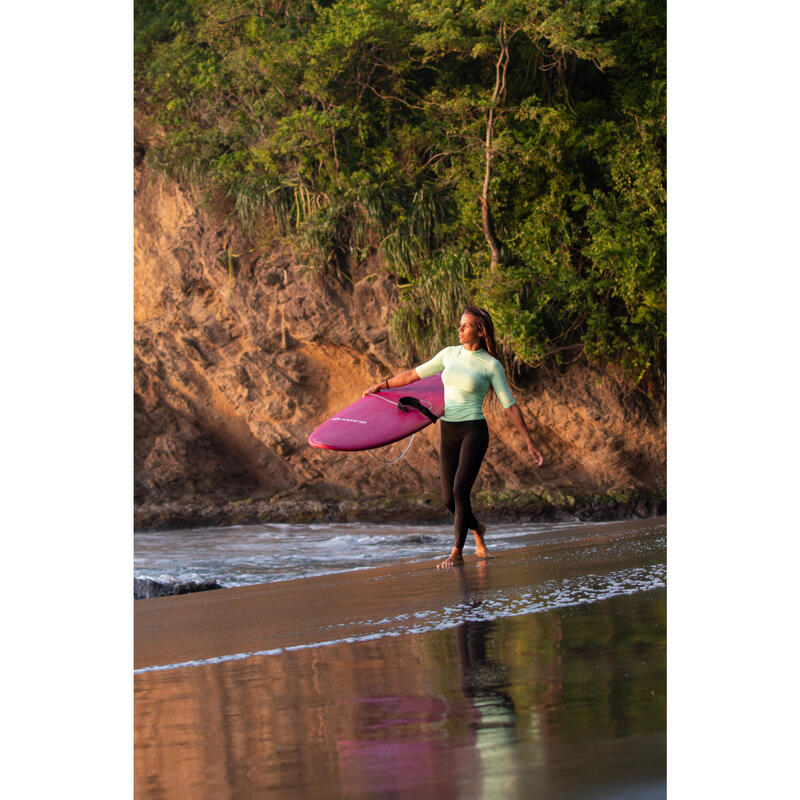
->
[134, 164, 665, 530]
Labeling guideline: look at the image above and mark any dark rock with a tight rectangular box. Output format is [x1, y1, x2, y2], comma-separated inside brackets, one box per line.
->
[634, 500, 650, 518]
[134, 577, 223, 600]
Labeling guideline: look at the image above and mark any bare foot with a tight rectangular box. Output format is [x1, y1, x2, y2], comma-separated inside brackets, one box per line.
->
[473, 523, 489, 559]
[437, 548, 464, 569]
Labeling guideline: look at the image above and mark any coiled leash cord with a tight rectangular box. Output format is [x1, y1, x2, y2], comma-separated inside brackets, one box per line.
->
[367, 433, 416, 464]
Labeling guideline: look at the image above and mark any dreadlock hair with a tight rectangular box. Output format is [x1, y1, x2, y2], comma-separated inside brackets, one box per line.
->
[463, 306, 499, 360]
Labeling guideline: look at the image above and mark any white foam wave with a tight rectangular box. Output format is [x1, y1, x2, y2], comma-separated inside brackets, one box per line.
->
[136, 527, 665, 594]
[135, 520, 664, 590]
[135, 563, 665, 675]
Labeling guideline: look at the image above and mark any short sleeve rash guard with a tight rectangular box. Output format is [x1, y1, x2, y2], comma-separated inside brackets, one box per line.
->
[415, 346, 515, 422]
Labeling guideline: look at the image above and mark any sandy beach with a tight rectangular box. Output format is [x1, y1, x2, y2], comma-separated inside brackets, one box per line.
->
[135, 517, 666, 797]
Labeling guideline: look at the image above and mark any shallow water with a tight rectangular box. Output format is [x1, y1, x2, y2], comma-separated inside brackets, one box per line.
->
[135, 589, 665, 798]
[134, 519, 593, 588]
[135, 519, 666, 797]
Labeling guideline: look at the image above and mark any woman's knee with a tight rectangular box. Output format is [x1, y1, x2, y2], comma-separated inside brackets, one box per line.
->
[441, 481, 455, 510]
[452, 477, 475, 504]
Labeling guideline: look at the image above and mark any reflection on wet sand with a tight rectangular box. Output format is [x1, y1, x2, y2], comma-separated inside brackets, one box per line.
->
[454, 565, 520, 799]
[135, 556, 665, 798]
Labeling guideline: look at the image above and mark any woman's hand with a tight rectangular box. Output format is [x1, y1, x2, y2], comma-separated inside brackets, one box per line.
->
[505, 405, 545, 465]
[362, 382, 384, 397]
[527, 440, 544, 466]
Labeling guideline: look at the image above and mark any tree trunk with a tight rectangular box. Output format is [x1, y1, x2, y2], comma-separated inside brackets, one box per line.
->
[480, 22, 510, 269]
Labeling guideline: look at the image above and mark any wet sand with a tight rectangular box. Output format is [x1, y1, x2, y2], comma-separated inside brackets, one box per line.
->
[135, 517, 666, 798]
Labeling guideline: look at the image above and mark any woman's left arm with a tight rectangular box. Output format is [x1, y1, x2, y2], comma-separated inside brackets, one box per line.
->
[489, 361, 545, 466]
[504, 404, 545, 466]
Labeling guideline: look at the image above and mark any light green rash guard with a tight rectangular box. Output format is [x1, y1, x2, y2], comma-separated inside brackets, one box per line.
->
[415, 345, 516, 422]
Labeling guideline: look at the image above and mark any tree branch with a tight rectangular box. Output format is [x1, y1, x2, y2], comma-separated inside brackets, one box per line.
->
[480, 21, 510, 268]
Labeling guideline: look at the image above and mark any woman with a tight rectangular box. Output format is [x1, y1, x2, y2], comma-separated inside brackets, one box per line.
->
[364, 306, 545, 569]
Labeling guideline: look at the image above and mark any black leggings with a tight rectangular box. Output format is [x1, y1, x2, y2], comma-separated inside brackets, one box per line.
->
[440, 419, 489, 549]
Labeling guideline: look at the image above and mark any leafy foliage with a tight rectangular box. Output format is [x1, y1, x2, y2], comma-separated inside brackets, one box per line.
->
[135, 0, 665, 386]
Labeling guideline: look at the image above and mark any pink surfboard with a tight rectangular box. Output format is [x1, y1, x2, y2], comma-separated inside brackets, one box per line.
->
[308, 375, 444, 451]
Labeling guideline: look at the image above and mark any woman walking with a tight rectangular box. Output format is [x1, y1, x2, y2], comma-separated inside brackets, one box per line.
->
[364, 306, 544, 568]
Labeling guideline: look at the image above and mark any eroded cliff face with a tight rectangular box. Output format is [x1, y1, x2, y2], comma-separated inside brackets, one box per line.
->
[134, 164, 665, 527]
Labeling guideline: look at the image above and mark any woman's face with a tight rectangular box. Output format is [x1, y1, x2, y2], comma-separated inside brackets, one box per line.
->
[458, 313, 482, 347]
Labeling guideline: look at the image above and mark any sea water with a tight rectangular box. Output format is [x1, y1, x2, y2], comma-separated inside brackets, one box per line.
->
[134, 519, 597, 590]
[135, 519, 667, 798]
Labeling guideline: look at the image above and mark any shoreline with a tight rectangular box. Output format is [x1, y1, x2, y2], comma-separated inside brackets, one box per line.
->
[134, 487, 666, 532]
[135, 516, 666, 671]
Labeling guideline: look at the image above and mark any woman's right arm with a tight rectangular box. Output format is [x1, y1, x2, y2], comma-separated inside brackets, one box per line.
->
[363, 368, 421, 397]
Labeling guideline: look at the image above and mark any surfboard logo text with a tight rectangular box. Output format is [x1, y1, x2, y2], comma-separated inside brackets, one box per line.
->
[332, 417, 367, 424]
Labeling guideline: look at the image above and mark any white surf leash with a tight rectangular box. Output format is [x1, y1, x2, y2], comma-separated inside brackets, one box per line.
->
[367, 433, 416, 463]
[367, 393, 402, 408]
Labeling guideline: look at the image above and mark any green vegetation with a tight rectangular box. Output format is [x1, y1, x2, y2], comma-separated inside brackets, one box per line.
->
[135, 0, 665, 387]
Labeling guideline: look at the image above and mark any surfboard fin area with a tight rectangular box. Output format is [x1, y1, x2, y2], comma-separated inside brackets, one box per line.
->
[308, 375, 445, 452]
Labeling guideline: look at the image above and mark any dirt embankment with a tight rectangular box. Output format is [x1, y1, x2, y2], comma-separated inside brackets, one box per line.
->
[134, 163, 665, 530]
